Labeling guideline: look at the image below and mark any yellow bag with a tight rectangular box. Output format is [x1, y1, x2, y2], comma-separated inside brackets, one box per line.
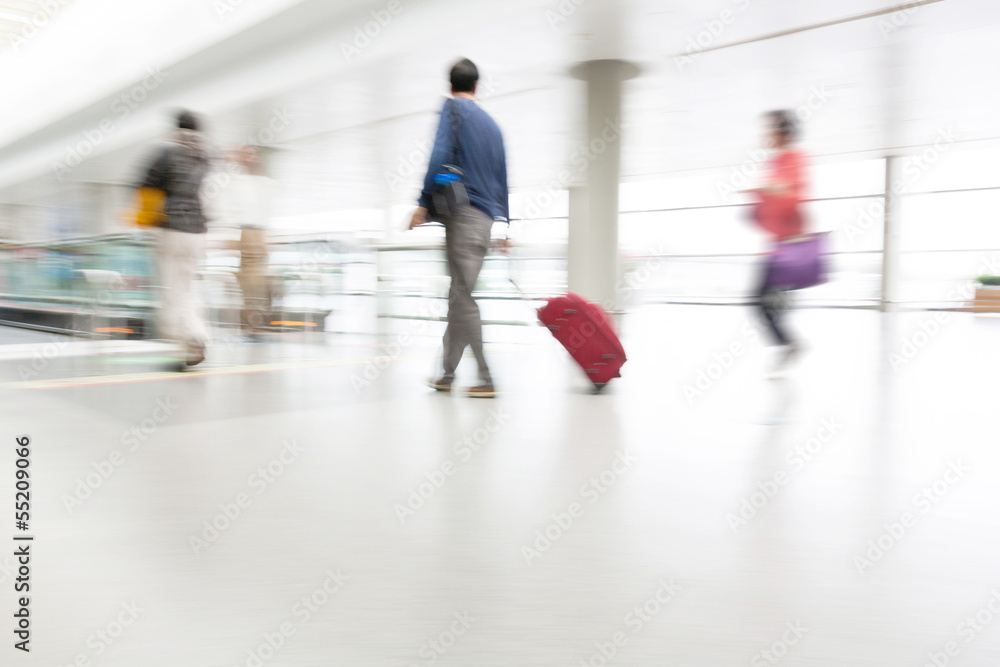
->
[134, 187, 167, 227]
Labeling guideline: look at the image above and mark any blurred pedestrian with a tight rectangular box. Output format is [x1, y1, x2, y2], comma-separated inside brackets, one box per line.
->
[140, 110, 212, 368]
[215, 145, 274, 339]
[745, 110, 809, 371]
[409, 58, 510, 398]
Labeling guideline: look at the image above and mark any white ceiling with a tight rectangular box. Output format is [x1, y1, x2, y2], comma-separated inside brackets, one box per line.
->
[0, 0, 998, 212]
[0, 0, 75, 44]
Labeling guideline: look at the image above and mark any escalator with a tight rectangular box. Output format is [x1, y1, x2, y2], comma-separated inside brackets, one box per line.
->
[0, 232, 341, 338]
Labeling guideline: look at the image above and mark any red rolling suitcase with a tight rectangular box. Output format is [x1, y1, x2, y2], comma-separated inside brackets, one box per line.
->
[538, 293, 626, 390]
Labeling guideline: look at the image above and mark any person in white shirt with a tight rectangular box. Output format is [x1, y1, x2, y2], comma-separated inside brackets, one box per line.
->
[213, 145, 275, 337]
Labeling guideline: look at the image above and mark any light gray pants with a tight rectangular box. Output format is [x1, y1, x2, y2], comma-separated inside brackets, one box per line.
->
[442, 206, 492, 384]
[157, 228, 209, 354]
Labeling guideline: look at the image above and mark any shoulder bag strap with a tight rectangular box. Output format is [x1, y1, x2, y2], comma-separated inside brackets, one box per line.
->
[445, 98, 463, 169]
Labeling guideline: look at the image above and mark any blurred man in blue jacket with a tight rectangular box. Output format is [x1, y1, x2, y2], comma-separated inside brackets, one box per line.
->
[410, 58, 509, 398]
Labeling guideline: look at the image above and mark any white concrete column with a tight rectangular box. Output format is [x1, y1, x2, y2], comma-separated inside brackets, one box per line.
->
[568, 59, 637, 313]
[880, 25, 908, 312]
[881, 156, 903, 311]
[567, 185, 589, 296]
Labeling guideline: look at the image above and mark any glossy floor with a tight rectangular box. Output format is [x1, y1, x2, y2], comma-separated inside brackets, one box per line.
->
[1, 304, 999, 666]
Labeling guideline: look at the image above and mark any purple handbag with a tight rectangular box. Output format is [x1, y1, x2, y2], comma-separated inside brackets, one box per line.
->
[764, 233, 829, 291]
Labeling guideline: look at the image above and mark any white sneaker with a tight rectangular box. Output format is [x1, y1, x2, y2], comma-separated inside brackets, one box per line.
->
[766, 342, 803, 379]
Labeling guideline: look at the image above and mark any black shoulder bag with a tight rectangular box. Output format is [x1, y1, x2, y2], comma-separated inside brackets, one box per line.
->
[426, 99, 470, 222]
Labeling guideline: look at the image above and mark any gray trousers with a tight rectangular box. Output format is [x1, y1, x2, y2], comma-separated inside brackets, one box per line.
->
[442, 205, 492, 384]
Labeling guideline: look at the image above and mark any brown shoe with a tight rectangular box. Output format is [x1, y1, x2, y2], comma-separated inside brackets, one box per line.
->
[186, 341, 206, 367]
[466, 384, 496, 398]
[428, 377, 453, 392]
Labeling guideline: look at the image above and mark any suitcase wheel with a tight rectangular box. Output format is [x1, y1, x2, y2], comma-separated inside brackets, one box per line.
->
[592, 382, 608, 393]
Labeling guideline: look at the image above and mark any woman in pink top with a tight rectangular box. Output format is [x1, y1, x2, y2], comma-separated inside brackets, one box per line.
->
[747, 110, 808, 367]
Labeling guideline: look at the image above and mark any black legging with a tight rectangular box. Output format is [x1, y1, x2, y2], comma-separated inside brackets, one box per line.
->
[754, 261, 793, 346]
